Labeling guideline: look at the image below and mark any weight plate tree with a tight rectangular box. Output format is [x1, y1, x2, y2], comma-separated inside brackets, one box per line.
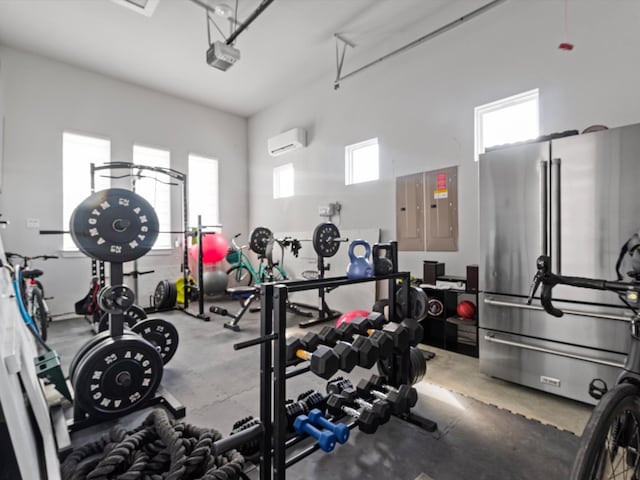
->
[131, 318, 179, 365]
[72, 333, 163, 420]
[312, 223, 341, 258]
[70, 188, 159, 263]
[250, 226, 272, 256]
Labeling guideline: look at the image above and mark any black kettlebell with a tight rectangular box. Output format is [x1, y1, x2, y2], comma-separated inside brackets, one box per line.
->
[372, 244, 394, 275]
[346, 240, 374, 279]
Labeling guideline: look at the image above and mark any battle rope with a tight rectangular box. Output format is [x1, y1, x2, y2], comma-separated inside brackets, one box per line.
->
[61, 409, 246, 480]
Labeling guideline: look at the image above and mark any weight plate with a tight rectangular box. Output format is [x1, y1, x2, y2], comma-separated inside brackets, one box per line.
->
[68, 331, 112, 382]
[69, 188, 159, 262]
[73, 333, 163, 419]
[312, 222, 341, 258]
[98, 304, 147, 332]
[154, 280, 170, 309]
[395, 286, 429, 321]
[97, 284, 135, 314]
[131, 318, 179, 365]
[249, 227, 272, 256]
[427, 298, 444, 317]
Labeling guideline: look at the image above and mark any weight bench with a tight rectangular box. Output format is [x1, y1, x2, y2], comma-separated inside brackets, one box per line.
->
[210, 286, 261, 331]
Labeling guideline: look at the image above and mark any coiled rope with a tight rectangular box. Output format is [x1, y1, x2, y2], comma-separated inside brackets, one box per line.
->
[61, 409, 246, 480]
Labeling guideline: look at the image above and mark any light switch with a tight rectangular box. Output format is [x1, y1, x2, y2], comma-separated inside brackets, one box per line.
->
[26, 218, 40, 229]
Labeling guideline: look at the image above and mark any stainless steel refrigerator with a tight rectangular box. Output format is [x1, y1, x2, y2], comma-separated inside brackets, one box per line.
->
[478, 123, 640, 405]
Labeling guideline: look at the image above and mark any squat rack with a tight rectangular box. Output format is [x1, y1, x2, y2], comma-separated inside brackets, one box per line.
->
[235, 271, 434, 479]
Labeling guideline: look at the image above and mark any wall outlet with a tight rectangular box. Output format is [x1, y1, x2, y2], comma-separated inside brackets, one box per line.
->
[26, 218, 40, 229]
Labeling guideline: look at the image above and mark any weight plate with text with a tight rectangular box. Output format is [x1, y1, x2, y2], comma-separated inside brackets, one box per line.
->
[72, 333, 163, 419]
[70, 188, 159, 262]
[131, 318, 179, 365]
[68, 331, 112, 383]
[249, 227, 272, 256]
[312, 222, 341, 258]
[97, 284, 135, 314]
[98, 304, 147, 332]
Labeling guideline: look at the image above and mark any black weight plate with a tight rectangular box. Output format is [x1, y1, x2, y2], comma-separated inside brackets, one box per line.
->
[131, 318, 179, 365]
[249, 227, 272, 256]
[98, 284, 135, 314]
[312, 222, 341, 258]
[98, 304, 147, 332]
[69, 188, 159, 262]
[68, 331, 112, 382]
[73, 333, 163, 419]
[154, 280, 171, 309]
[395, 286, 429, 321]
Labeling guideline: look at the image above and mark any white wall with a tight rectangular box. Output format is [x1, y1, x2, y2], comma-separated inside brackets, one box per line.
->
[0, 46, 248, 315]
[248, 0, 640, 281]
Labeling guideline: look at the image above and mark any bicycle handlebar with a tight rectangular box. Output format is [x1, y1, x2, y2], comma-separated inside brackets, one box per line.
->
[527, 255, 640, 317]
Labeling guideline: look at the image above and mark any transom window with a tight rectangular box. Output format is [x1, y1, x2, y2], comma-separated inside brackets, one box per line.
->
[345, 137, 379, 185]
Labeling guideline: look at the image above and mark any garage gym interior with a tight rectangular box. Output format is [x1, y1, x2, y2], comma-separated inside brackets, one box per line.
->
[1, 1, 640, 479]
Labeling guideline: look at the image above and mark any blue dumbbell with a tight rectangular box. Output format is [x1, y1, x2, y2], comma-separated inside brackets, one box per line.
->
[293, 414, 337, 452]
[307, 408, 350, 444]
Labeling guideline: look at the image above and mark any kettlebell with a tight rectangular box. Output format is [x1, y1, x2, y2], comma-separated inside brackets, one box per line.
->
[372, 243, 394, 275]
[346, 240, 374, 279]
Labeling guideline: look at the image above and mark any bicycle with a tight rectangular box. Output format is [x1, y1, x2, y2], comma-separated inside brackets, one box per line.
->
[528, 254, 640, 480]
[5, 252, 58, 342]
[225, 233, 288, 287]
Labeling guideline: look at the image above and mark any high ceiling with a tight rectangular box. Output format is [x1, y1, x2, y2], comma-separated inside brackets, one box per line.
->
[0, 0, 495, 117]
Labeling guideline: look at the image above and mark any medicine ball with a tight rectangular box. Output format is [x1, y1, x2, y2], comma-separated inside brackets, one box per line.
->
[456, 300, 476, 320]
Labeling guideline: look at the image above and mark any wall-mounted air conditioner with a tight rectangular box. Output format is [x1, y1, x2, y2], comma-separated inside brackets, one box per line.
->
[267, 128, 307, 157]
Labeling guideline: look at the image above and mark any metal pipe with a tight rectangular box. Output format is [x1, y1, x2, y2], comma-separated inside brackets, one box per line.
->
[226, 0, 274, 45]
[335, 0, 507, 86]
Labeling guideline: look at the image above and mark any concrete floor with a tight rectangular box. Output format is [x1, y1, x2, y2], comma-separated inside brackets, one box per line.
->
[48, 298, 589, 479]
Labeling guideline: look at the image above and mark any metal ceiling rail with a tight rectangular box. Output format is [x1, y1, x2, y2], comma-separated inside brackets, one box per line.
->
[334, 0, 508, 89]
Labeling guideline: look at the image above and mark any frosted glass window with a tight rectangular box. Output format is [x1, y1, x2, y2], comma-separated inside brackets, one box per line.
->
[475, 89, 540, 161]
[133, 145, 171, 249]
[273, 163, 294, 199]
[62, 132, 110, 251]
[188, 154, 219, 228]
[345, 138, 379, 185]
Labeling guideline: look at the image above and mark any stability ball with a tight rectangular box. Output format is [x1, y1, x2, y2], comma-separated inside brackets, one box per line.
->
[203, 269, 228, 296]
[189, 233, 229, 265]
[336, 309, 370, 328]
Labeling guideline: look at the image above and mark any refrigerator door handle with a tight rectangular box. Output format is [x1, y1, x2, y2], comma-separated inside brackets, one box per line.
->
[539, 160, 549, 256]
[551, 157, 561, 273]
[483, 334, 624, 368]
[483, 297, 632, 322]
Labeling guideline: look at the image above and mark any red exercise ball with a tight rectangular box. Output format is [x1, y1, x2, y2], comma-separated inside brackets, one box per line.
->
[189, 233, 229, 265]
[457, 300, 476, 320]
[336, 309, 370, 328]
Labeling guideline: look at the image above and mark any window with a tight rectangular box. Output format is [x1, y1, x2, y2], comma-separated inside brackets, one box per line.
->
[345, 137, 379, 185]
[273, 163, 294, 199]
[474, 89, 539, 161]
[188, 154, 219, 228]
[62, 132, 110, 251]
[133, 145, 171, 249]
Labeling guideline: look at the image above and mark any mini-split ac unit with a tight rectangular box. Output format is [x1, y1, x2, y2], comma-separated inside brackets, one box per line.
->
[267, 128, 307, 157]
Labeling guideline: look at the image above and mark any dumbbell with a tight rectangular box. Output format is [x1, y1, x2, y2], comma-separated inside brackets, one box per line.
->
[326, 377, 391, 425]
[293, 414, 337, 452]
[307, 409, 350, 444]
[300, 332, 357, 373]
[400, 318, 424, 347]
[370, 374, 418, 408]
[285, 391, 326, 433]
[326, 394, 379, 434]
[350, 314, 408, 355]
[356, 376, 416, 416]
[318, 325, 379, 369]
[286, 337, 339, 379]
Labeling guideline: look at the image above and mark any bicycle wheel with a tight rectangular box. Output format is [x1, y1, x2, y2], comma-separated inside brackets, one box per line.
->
[570, 382, 640, 479]
[30, 287, 48, 342]
[226, 265, 253, 288]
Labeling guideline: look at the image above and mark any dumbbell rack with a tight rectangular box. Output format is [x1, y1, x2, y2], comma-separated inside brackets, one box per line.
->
[235, 271, 436, 480]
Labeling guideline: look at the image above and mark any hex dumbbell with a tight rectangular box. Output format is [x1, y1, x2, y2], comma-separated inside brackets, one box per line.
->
[293, 415, 337, 452]
[284, 391, 327, 432]
[301, 331, 357, 373]
[326, 378, 391, 425]
[370, 374, 418, 408]
[307, 409, 350, 444]
[326, 394, 379, 434]
[286, 337, 339, 379]
[399, 318, 424, 347]
[356, 377, 415, 415]
[350, 316, 399, 356]
[318, 324, 379, 369]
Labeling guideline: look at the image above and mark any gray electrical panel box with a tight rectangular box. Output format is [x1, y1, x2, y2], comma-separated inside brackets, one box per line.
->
[395, 166, 458, 252]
